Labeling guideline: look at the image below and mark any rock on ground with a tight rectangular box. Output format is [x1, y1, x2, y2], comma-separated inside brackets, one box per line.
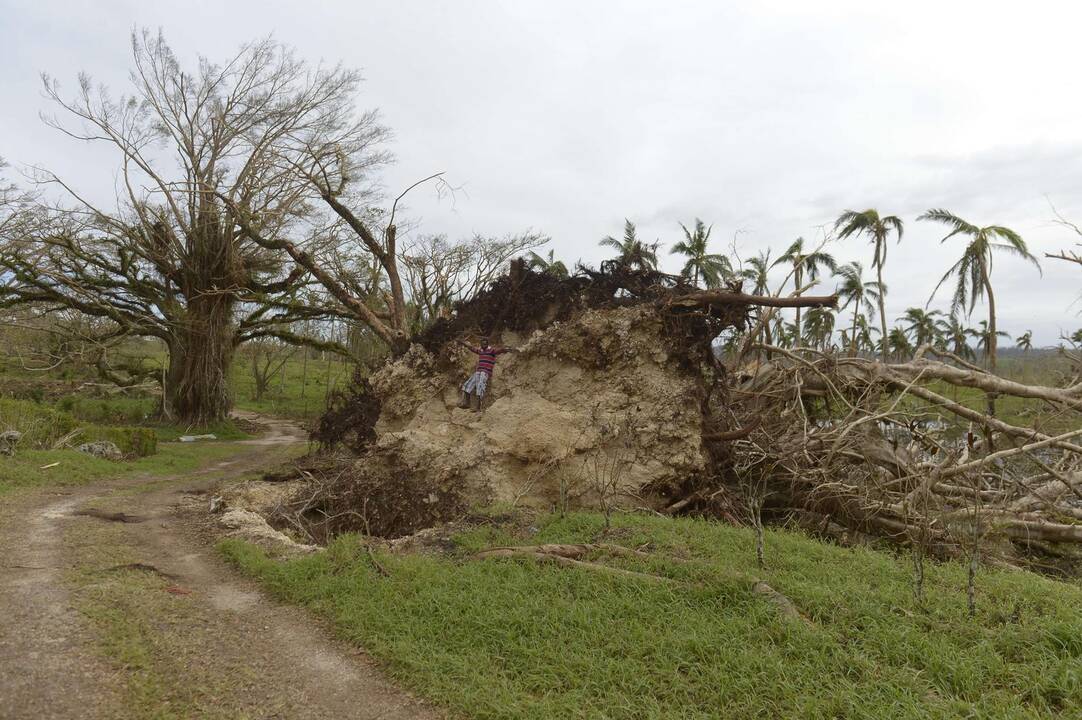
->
[77, 441, 123, 460]
[0, 430, 22, 456]
[219, 508, 319, 556]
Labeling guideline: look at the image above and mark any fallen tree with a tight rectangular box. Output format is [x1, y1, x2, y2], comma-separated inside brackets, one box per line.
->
[258, 262, 1081, 575]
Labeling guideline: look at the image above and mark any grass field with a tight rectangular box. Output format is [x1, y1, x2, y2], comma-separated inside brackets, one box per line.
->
[222, 510, 1082, 720]
[0, 342, 354, 423]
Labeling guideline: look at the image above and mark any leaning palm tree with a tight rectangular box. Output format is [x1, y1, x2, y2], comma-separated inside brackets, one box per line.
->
[773, 237, 836, 341]
[899, 307, 944, 348]
[600, 219, 658, 271]
[918, 209, 1040, 418]
[1015, 330, 1033, 352]
[834, 261, 882, 355]
[834, 209, 904, 362]
[671, 218, 731, 288]
[526, 249, 569, 278]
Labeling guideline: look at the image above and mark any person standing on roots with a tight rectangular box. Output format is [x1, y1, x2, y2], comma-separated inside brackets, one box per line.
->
[457, 336, 516, 411]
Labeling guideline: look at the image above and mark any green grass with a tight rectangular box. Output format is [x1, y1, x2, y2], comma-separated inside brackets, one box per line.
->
[0, 442, 241, 497]
[229, 349, 353, 420]
[223, 511, 1082, 719]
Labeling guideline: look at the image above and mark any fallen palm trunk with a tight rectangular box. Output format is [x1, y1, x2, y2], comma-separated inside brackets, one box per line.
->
[665, 291, 838, 311]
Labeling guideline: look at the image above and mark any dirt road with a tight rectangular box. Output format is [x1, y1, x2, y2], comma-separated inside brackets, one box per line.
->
[0, 414, 438, 719]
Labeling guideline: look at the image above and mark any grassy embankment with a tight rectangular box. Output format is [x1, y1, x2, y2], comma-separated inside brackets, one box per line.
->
[223, 510, 1082, 719]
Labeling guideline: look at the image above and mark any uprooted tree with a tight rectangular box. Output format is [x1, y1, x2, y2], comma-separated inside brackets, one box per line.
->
[0, 32, 389, 424]
[261, 260, 1081, 583]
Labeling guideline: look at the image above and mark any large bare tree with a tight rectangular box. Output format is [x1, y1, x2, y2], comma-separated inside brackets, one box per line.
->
[0, 32, 389, 424]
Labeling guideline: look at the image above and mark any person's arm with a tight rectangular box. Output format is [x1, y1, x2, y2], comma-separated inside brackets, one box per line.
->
[456, 339, 481, 354]
[495, 347, 518, 355]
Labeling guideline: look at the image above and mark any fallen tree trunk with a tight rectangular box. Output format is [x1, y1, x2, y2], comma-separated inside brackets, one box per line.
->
[884, 359, 1082, 412]
[666, 291, 838, 311]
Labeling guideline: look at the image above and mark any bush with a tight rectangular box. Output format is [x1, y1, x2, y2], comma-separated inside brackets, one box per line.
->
[83, 425, 158, 458]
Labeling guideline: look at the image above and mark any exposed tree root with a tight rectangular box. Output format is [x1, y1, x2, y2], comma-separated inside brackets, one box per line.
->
[474, 544, 814, 623]
[74, 509, 145, 523]
[751, 580, 812, 625]
[476, 545, 670, 584]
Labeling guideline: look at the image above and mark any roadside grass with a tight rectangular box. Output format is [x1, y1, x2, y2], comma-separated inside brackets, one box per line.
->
[0, 442, 241, 497]
[223, 511, 1082, 719]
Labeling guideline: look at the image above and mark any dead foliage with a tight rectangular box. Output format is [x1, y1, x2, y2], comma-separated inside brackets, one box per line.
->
[267, 458, 466, 542]
[310, 368, 381, 453]
[699, 343, 1082, 574]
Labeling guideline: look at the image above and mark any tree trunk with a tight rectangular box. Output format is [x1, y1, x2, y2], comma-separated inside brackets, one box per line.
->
[850, 306, 859, 356]
[793, 267, 803, 344]
[984, 270, 998, 425]
[876, 261, 888, 362]
[163, 299, 236, 426]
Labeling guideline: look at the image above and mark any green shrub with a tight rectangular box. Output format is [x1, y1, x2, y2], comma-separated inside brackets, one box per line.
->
[82, 425, 158, 458]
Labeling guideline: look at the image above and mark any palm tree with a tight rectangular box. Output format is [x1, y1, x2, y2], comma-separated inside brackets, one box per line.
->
[740, 250, 772, 295]
[740, 250, 774, 349]
[887, 326, 913, 361]
[773, 237, 836, 341]
[899, 307, 944, 348]
[935, 314, 975, 360]
[834, 209, 904, 362]
[773, 318, 797, 349]
[802, 307, 836, 349]
[918, 209, 1040, 418]
[1015, 330, 1033, 352]
[855, 315, 877, 355]
[671, 219, 731, 288]
[968, 320, 1011, 360]
[835, 261, 881, 355]
[526, 249, 569, 278]
[600, 219, 658, 271]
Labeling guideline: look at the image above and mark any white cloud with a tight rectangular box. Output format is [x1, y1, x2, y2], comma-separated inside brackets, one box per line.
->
[1, 0, 1079, 342]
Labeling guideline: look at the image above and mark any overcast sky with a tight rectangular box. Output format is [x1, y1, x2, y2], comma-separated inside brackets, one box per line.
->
[2, 0, 1080, 343]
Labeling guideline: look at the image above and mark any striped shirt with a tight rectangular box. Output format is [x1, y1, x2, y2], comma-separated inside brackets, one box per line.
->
[470, 346, 508, 375]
